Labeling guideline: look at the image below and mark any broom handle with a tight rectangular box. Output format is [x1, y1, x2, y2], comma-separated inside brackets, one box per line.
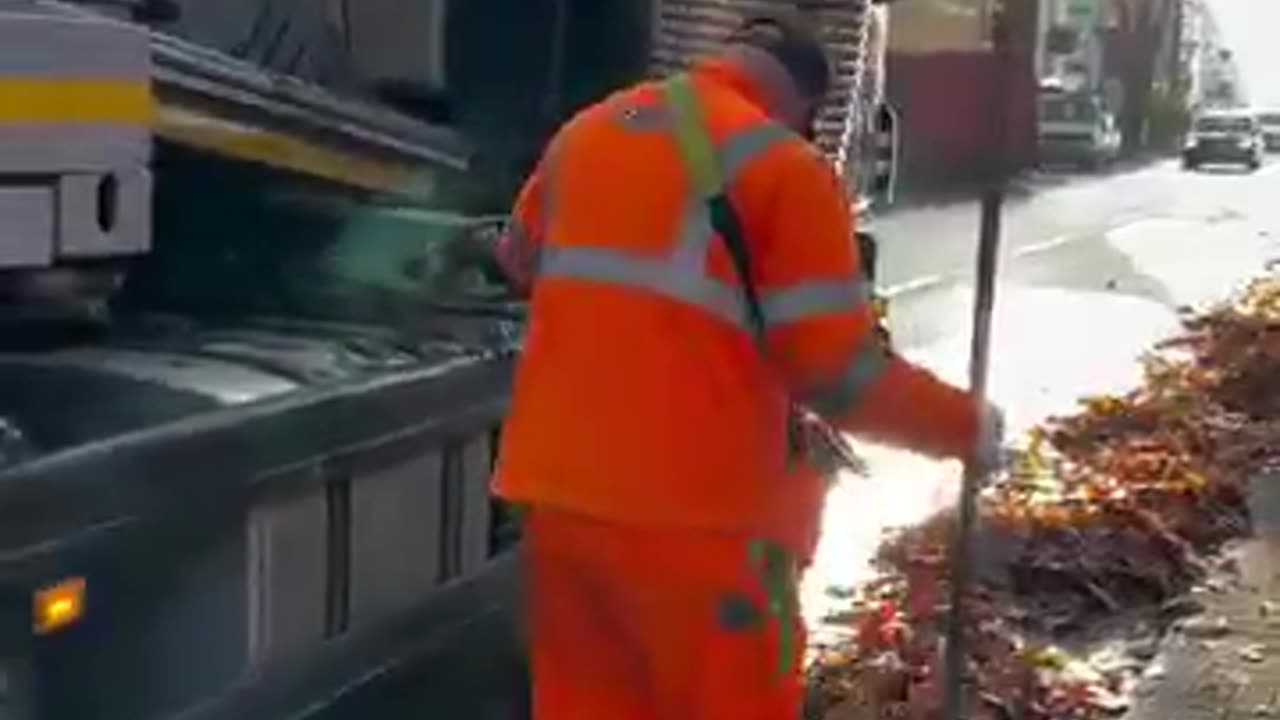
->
[941, 3, 1012, 719]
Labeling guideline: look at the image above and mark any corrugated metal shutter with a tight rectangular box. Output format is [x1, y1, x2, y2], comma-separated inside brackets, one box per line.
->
[650, 0, 874, 189]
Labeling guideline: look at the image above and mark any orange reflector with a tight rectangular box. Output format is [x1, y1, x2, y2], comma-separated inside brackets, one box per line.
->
[33, 577, 86, 635]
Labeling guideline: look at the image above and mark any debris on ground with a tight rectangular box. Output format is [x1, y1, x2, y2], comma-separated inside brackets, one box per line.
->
[811, 276, 1280, 719]
[1239, 644, 1268, 664]
[1179, 615, 1232, 639]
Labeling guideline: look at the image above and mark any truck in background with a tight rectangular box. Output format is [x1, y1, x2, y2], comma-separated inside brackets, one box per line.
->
[0, 2, 899, 719]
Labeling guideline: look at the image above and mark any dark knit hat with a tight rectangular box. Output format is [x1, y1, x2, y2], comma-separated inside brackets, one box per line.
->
[727, 10, 832, 100]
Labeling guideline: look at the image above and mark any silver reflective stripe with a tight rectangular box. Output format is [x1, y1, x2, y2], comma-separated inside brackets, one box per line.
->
[720, 124, 792, 180]
[761, 280, 871, 326]
[539, 244, 748, 329]
[806, 339, 892, 418]
[540, 243, 870, 331]
[671, 200, 718, 269]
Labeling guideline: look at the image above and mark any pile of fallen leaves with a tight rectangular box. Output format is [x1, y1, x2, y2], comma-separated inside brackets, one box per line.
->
[811, 276, 1280, 720]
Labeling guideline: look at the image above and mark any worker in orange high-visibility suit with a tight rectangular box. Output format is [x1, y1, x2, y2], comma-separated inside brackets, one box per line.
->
[492, 11, 1005, 719]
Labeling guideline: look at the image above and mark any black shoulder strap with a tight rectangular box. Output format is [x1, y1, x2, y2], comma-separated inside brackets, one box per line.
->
[708, 195, 767, 339]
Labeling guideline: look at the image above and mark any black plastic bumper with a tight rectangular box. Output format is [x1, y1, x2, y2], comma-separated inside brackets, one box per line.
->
[1184, 146, 1257, 164]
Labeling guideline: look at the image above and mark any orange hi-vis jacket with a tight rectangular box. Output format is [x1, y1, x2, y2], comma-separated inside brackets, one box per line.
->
[493, 59, 980, 533]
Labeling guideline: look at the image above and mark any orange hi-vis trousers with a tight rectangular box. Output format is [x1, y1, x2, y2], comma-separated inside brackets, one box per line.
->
[523, 509, 807, 720]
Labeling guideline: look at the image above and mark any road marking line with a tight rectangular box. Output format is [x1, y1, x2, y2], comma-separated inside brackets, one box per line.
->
[1013, 234, 1074, 257]
[884, 274, 946, 298]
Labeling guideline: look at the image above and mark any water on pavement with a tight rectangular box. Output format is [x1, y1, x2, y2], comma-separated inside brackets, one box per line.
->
[804, 167, 1280, 630]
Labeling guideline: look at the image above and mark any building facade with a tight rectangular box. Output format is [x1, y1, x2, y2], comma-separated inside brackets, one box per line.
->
[1037, 0, 1107, 94]
[885, 0, 1039, 192]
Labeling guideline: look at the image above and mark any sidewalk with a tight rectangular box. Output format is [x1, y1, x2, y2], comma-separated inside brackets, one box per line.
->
[1127, 473, 1280, 719]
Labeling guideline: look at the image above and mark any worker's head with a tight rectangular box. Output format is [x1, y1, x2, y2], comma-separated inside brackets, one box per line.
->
[723, 11, 831, 137]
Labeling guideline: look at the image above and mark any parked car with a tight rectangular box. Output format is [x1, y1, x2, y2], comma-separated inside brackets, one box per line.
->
[1183, 111, 1265, 171]
[1260, 111, 1280, 152]
[1037, 91, 1122, 171]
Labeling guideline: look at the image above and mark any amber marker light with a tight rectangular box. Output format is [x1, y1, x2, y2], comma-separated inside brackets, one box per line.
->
[33, 577, 86, 635]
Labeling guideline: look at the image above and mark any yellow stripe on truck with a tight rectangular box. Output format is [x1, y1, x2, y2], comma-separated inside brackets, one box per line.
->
[0, 78, 433, 197]
[0, 79, 154, 124]
[154, 105, 430, 198]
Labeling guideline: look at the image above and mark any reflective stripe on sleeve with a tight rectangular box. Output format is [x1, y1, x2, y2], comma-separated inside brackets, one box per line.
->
[805, 339, 892, 418]
[719, 124, 792, 180]
[761, 280, 871, 326]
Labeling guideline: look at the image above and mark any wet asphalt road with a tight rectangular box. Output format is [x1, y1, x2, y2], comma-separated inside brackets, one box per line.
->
[329, 158, 1280, 717]
[808, 158, 1280, 626]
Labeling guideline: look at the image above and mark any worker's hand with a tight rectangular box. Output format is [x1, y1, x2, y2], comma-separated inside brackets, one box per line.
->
[971, 402, 1007, 476]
